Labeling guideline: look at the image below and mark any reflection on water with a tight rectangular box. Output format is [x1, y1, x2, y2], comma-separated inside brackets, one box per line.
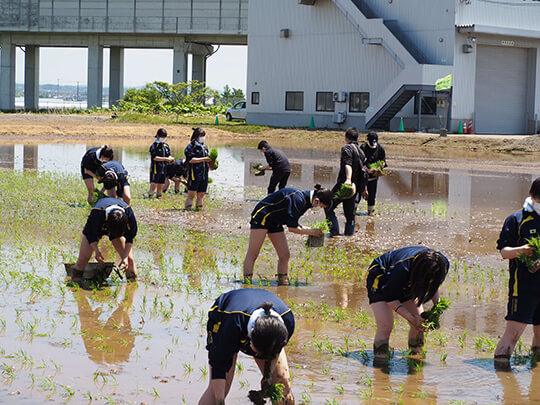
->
[73, 283, 137, 364]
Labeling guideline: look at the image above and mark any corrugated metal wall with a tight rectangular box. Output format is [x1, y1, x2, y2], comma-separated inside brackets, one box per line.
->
[456, 0, 540, 31]
[247, 0, 401, 125]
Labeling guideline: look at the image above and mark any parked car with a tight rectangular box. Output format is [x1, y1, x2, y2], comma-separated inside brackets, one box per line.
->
[226, 101, 246, 121]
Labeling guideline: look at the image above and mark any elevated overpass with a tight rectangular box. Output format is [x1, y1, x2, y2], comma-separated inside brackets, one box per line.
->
[0, 0, 248, 110]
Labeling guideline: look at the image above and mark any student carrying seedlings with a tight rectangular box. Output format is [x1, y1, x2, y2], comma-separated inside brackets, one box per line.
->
[243, 185, 332, 285]
[494, 177, 540, 369]
[199, 288, 295, 405]
[96, 160, 131, 204]
[184, 127, 214, 210]
[70, 197, 138, 283]
[360, 131, 387, 216]
[257, 141, 291, 195]
[148, 128, 174, 199]
[366, 246, 449, 358]
[80, 145, 114, 205]
[325, 127, 368, 236]
[162, 158, 187, 194]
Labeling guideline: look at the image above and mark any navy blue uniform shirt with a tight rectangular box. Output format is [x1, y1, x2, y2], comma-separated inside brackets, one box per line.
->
[367, 247, 449, 303]
[166, 159, 187, 179]
[206, 288, 295, 379]
[97, 160, 130, 187]
[82, 197, 137, 244]
[184, 141, 209, 182]
[149, 141, 171, 176]
[360, 143, 387, 180]
[337, 142, 367, 189]
[264, 147, 291, 176]
[497, 207, 540, 288]
[81, 147, 103, 174]
[250, 188, 313, 229]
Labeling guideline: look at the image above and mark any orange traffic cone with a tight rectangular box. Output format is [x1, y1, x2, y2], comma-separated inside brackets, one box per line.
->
[463, 120, 468, 134]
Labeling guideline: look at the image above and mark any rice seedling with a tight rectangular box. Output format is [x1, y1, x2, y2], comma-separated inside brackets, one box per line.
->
[518, 235, 540, 272]
[333, 183, 354, 200]
[421, 297, 451, 330]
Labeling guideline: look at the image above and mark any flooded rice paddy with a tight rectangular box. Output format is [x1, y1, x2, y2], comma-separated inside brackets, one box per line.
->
[0, 139, 540, 404]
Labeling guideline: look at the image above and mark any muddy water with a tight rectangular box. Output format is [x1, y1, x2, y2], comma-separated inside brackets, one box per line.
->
[0, 140, 540, 404]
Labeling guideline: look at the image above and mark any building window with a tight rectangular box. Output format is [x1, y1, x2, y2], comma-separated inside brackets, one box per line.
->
[316, 92, 335, 112]
[251, 92, 260, 105]
[413, 96, 437, 115]
[285, 91, 304, 111]
[349, 92, 370, 113]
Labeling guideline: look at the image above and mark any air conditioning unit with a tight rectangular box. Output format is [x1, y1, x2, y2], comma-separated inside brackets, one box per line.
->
[333, 91, 347, 102]
[333, 112, 346, 124]
[298, 0, 316, 4]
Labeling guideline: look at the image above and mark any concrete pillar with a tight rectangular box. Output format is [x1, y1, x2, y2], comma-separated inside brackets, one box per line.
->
[24, 45, 40, 111]
[87, 37, 103, 109]
[109, 46, 124, 107]
[192, 53, 207, 84]
[173, 37, 187, 84]
[0, 35, 16, 110]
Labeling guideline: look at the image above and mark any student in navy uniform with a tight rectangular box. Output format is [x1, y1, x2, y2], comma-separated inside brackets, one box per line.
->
[162, 158, 187, 194]
[366, 246, 449, 358]
[71, 197, 138, 283]
[184, 128, 213, 210]
[360, 131, 387, 216]
[494, 177, 540, 369]
[81, 145, 114, 205]
[96, 160, 131, 204]
[199, 288, 295, 405]
[243, 185, 332, 285]
[257, 141, 292, 195]
[325, 127, 368, 236]
[148, 128, 174, 198]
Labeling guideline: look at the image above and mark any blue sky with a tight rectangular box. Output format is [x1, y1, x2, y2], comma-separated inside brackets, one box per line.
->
[15, 45, 247, 92]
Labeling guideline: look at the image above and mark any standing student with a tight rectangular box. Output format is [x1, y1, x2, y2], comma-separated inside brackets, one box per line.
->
[199, 288, 295, 405]
[97, 160, 131, 204]
[494, 177, 540, 369]
[243, 185, 332, 285]
[184, 128, 213, 210]
[257, 141, 291, 195]
[70, 197, 138, 283]
[148, 128, 174, 198]
[162, 158, 187, 194]
[81, 145, 114, 205]
[360, 131, 387, 216]
[325, 127, 368, 236]
[366, 246, 449, 358]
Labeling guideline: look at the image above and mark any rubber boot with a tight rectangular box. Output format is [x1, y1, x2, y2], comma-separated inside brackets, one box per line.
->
[71, 268, 84, 284]
[277, 274, 289, 286]
[408, 336, 425, 356]
[373, 342, 389, 357]
[327, 214, 340, 236]
[344, 220, 355, 236]
[368, 205, 376, 216]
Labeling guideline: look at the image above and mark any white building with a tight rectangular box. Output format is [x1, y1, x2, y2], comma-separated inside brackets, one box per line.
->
[246, 0, 540, 134]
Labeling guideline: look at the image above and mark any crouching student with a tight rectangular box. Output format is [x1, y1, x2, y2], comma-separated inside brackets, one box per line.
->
[366, 247, 449, 358]
[71, 197, 138, 283]
[81, 145, 114, 205]
[97, 160, 131, 204]
[199, 288, 295, 405]
[243, 185, 332, 285]
[162, 158, 187, 194]
[494, 177, 540, 370]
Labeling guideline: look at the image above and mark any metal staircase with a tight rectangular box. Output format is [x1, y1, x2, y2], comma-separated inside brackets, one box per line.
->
[365, 84, 436, 130]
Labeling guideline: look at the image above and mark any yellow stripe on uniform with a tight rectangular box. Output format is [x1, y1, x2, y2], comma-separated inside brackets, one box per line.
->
[372, 274, 383, 291]
[252, 190, 304, 223]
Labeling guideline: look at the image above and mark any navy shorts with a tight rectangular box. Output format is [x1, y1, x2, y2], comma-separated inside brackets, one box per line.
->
[366, 265, 387, 304]
[150, 172, 166, 184]
[250, 221, 284, 234]
[81, 165, 93, 180]
[187, 178, 208, 193]
[506, 269, 540, 325]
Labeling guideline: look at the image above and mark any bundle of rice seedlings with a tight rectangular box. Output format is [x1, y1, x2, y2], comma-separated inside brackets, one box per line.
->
[518, 235, 540, 273]
[421, 297, 451, 330]
[208, 147, 219, 169]
[92, 189, 107, 206]
[367, 160, 387, 175]
[333, 183, 354, 200]
[310, 219, 331, 234]
[248, 383, 285, 405]
[253, 163, 264, 176]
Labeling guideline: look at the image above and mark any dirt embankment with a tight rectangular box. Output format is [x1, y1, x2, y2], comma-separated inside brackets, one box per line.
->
[0, 113, 539, 153]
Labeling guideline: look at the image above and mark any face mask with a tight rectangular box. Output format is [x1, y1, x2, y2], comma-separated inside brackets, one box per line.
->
[533, 201, 540, 216]
[158, 137, 166, 143]
[199, 137, 206, 144]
